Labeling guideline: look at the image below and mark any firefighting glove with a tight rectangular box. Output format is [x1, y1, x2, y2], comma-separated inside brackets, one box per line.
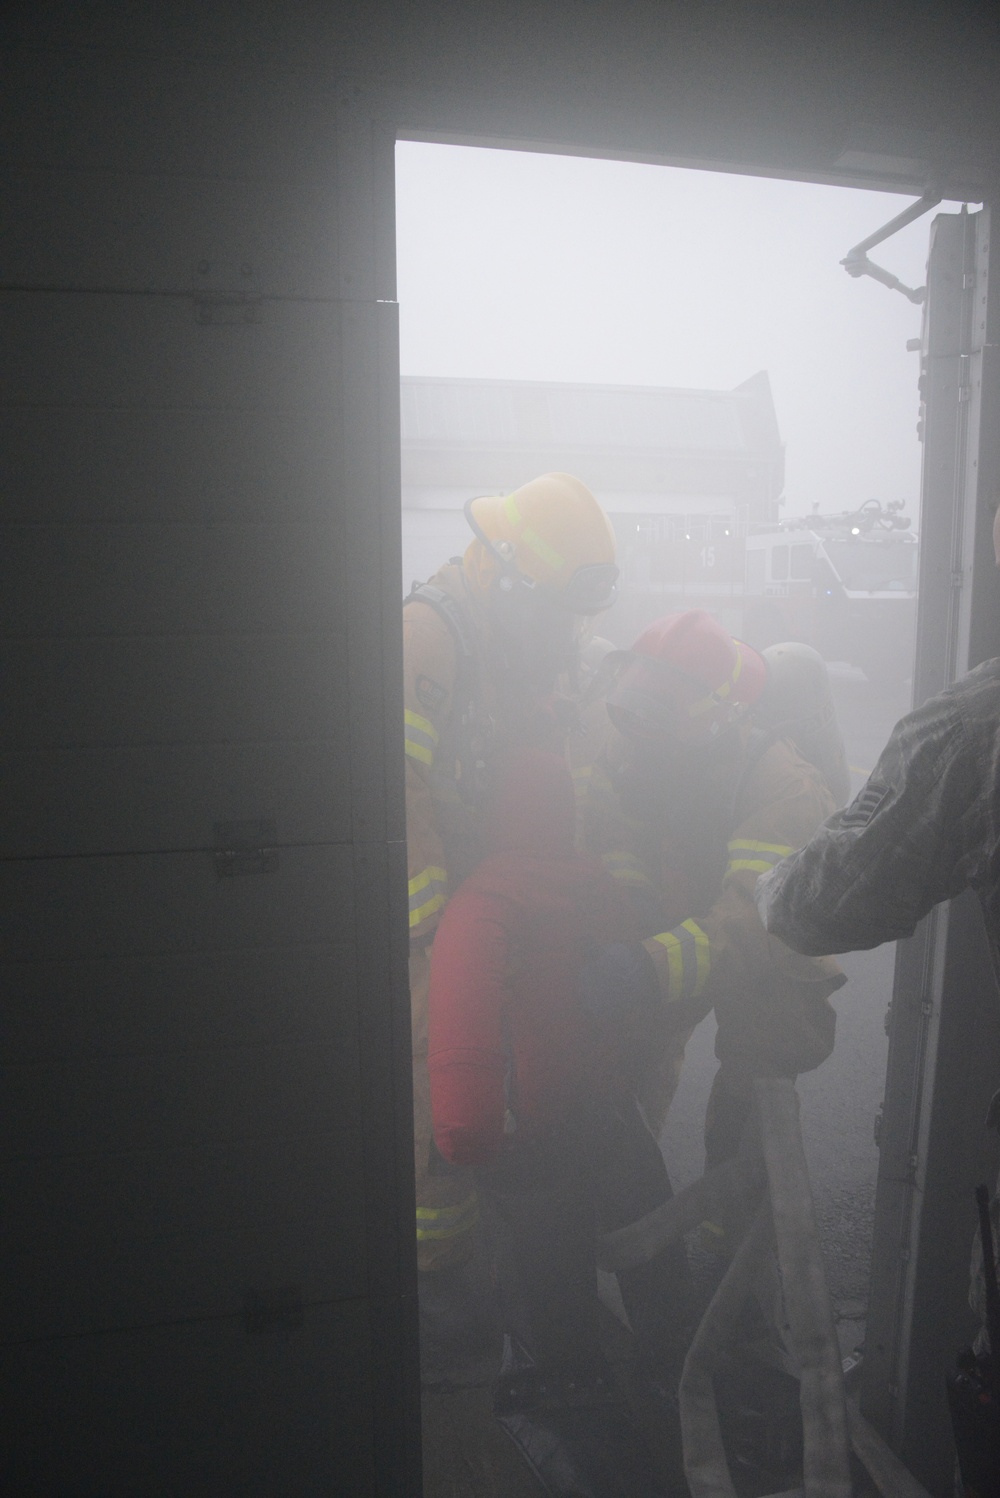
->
[578, 941, 660, 1027]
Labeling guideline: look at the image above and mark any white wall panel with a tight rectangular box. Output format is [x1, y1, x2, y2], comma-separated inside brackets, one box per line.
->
[1, 740, 349, 856]
[0, 47, 339, 182]
[0, 406, 342, 523]
[2, 635, 342, 750]
[0, 293, 343, 409]
[1, 946, 351, 1061]
[1, 844, 353, 961]
[0, 523, 343, 636]
[0, 32, 390, 1487]
[4, 1131, 359, 1241]
[3, 1042, 354, 1160]
[4, 1201, 361, 1343]
[0, 1301, 376, 1498]
[1, 1067, 366, 1339]
[0, 169, 339, 296]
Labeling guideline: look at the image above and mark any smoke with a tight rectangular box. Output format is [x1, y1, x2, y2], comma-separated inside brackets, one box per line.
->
[396, 140, 968, 519]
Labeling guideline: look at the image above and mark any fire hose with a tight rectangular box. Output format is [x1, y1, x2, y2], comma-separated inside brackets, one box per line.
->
[598, 1077, 932, 1498]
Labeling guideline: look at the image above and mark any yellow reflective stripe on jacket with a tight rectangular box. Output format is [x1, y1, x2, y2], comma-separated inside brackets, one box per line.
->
[601, 850, 653, 889]
[404, 708, 439, 767]
[408, 865, 447, 929]
[654, 918, 711, 1000]
[725, 838, 795, 877]
[415, 1192, 479, 1241]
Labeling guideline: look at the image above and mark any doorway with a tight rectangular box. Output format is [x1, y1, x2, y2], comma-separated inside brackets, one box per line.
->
[394, 138, 970, 1494]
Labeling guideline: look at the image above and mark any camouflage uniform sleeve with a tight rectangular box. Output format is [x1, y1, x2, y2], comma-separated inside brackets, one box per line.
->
[757, 690, 977, 957]
[402, 600, 458, 943]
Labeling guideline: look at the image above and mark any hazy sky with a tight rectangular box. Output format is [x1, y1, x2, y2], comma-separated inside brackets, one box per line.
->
[395, 141, 969, 520]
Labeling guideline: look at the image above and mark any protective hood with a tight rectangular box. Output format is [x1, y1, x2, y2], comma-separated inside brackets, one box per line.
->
[488, 748, 577, 859]
[609, 611, 767, 747]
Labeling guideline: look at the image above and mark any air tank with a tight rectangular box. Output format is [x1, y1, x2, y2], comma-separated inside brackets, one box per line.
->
[757, 642, 852, 808]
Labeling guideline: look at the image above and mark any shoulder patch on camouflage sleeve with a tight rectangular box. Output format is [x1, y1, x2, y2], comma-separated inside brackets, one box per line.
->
[840, 782, 890, 828]
[416, 674, 448, 713]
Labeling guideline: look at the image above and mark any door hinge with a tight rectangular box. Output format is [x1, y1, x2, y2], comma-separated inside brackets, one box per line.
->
[243, 1285, 303, 1333]
[192, 259, 261, 324]
[214, 819, 279, 877]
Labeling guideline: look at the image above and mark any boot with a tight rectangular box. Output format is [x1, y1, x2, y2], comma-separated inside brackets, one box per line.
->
[495, 1336, 675, 1498]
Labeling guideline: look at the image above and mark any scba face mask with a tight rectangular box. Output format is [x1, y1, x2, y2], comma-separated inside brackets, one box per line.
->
[463, 493, 619, 689]
[489, 569, 586, 689]
[613, 727, 742, 821]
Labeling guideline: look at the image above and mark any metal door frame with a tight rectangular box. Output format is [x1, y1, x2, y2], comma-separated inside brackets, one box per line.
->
[859, 202, 1000, 1492]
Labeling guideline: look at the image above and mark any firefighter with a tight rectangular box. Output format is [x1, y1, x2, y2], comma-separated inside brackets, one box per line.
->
[427, 748, 682, 1497]
[578, 610, 846, 1168]
[405, 473, 619, 1299]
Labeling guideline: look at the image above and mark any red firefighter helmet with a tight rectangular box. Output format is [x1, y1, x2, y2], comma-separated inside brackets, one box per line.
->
[608, 610, 767, 747]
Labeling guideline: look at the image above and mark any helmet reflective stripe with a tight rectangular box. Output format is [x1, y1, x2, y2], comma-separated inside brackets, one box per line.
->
[408, 865, 447, 928]
[687, 643, 745, 719]
[404, 708, 439, 766]
[466, 475, 616, 603]
[503, 493, 566, 572]
[416, 1193, 479, 1240]
[654, 918, 711, 1000]
[725, 839, 794, 876]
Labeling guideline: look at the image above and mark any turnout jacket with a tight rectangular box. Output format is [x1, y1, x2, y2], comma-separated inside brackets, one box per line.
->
[403, 561, 561, 943]
[427, 751, 631, 1168]
[758, 658, 1000, 980]
[584, 727, 845, 1121]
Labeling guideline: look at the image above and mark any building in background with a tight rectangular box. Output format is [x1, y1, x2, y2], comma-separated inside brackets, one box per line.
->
[400, 372, 784, 643]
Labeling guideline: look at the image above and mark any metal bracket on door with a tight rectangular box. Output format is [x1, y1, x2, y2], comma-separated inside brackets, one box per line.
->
[213, 819, 279, 877]
[192, 259, 261, 324]
[841, 189, 943, 304]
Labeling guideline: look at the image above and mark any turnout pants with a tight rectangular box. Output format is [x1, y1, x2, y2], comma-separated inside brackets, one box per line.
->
[477, 1095, 691, 1383]
[410, 945, 478, 1272]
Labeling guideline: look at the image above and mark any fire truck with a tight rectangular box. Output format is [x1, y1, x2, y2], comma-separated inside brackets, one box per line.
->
[616, 499, 918, 686]
[742, 500, 918, 686]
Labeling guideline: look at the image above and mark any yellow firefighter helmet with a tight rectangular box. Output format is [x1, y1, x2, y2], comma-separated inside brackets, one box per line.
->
[464, 472, 618, 614]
